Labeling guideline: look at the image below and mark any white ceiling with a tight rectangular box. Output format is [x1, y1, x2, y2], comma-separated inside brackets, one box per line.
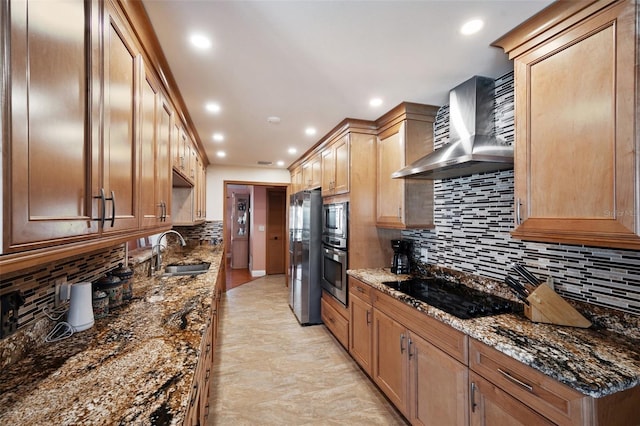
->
[142, 0, 552, 170]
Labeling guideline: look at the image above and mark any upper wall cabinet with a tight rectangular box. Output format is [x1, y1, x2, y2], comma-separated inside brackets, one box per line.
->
[493, 0, 640, 249]
[322, 134, 350, 197]
[302, 153, 322, 191]
[4, 0, 101, 253]
[139, 61, 172, 228]
[375, 103, 439, 229]
[102, 1, 140, 234]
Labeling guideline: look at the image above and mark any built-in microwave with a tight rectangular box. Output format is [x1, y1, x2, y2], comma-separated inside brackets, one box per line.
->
[322, 202, 348, 249]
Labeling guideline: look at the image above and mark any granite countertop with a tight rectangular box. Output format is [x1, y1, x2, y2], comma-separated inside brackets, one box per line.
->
[0, 245, 223, 425]
[348, 268, 640, 399]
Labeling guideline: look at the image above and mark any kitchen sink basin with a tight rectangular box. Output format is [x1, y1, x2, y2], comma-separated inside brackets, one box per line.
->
[162, 262, 211, 277]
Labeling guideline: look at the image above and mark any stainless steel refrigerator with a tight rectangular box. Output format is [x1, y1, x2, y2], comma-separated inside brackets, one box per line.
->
[288, 189, 322, 325]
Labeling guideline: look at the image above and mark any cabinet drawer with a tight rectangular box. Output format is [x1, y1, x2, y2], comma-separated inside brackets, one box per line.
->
[469, 339, 587, 426]
[349, 277, 373, 304]
[322, 296, 349, 349]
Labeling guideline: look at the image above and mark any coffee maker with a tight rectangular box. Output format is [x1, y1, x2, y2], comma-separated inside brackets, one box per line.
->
[391, 239, 411, 274]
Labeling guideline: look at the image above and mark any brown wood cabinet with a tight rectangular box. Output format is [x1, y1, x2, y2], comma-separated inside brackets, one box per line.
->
[321, 134, 350, 197]
[375, 103, 439, 229]
[5, 0, 100, 252]
[184, 263, 223, 425]
[469, 371, 554, 426]
[349, 278, 374, 376]
[102, 1, 140, 234]
[368, 283, 469, 424]
[493, 0, 640, 249]
[302, 154, 322, 190]
[321, 290, 349, 349]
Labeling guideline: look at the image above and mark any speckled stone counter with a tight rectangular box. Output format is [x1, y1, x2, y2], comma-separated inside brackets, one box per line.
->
[348, 268, 640, 398]
[0, 245, 223, 425]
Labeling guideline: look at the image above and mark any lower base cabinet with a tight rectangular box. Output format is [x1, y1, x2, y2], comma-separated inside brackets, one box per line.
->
[331, 278, 640, 426]
[184, 266, 223, 425]
[469, 372, 554, 426]
[371, 308, 468, 425]
[321, 291, 349, 349]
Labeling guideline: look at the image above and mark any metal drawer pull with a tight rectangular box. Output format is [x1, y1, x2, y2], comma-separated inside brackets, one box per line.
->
[356, 286, 364, 293]
[470, 382, 477, 412]
[498, 368, 534, 393]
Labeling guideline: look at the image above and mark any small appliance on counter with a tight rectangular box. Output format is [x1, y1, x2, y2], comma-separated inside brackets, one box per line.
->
[94, 274, 123, 309]
[391, 239, 411, 274]
[67, 282, 94, 332]
[112, 263, 134, 301]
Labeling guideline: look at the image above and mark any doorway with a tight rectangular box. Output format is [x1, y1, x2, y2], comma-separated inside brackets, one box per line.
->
[224, 181, 288, 289]
[266, 188, 287, 274]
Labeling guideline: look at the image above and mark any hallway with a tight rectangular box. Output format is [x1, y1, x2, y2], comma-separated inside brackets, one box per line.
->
[207, 274, 408, 425]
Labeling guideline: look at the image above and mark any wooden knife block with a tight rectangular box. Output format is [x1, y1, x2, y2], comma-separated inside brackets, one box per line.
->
[524, 280, 592, 328]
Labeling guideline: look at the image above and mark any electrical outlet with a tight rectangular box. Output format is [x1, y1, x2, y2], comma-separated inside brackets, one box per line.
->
[54, 276, 68, 307]
[420, 247, 428, 262]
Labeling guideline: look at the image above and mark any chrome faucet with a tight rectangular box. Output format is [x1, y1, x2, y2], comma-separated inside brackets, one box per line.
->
[151, 230, 187, 275]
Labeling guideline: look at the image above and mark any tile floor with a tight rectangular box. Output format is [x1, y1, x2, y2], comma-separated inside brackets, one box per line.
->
[207, 274, 408, 425]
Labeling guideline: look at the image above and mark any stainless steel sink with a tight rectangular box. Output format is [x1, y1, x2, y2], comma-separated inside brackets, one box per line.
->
[162, 262, 211, 277]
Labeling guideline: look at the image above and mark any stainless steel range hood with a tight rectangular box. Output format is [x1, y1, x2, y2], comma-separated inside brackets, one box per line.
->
[392, 76, 513, 180]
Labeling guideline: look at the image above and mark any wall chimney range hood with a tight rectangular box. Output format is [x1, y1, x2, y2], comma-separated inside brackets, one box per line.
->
[392, 76, 513, 180]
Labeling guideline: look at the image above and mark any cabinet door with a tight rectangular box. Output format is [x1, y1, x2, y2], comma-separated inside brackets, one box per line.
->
[139, 63, 159, 229]
[511, 1, 640, 249]
[377, 122, 406, 228]
[157, 96, 173, 224]
[372, 308, 408, 416]
[409, 332, 468, 426]
[6, 0, 99, 251]
[333, 135, 350, 195]
[349, 296, 372, 376]
[321, 147, 336, 197]
[103, 2, 140, 233]
[470, 372, 554, 426]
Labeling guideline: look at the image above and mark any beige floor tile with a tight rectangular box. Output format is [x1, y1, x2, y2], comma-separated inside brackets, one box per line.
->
[207, 275, 408, 426]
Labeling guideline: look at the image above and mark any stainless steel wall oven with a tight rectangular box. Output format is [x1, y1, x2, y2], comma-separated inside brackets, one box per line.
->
[321, 202, 348, 305]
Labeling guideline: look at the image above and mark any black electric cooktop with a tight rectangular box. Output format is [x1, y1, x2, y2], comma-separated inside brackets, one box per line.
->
[381, 277, 522, 320]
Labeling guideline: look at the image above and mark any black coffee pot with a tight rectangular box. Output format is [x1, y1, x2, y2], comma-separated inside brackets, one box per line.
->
[391, 239, 411, 274]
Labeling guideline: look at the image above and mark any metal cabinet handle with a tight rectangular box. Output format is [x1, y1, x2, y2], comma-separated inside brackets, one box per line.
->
[355, 286, 364, 293]
[109, 191, 116, 227]
[190, 383, 198, 406]
[470, 382, 477, 413]
[93, 188, 106, 228]
[498, 368, 534, 393]
[400, 333, 405, 353]
[397, 207, 402, 219]
[516, 198, 522, 224]
[408, 337, 413, 359]
[366, 310, 371, 325]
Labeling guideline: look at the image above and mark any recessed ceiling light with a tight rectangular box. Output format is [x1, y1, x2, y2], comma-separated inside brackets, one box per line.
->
[212, 133, 224, 142]
[276, 160, 285, 167]
[267, 116, 281, 124]
[305, 127, 317, 136]
[288, 147, 297, 155]
[190, 34, 212, 49]
[369, 98, 383, 107]
[216, 151, 226, 158]
[460, 19, 484, 36]
[205, 102, 221, 114]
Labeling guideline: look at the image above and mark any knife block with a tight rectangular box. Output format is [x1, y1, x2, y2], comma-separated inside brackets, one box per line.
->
[524, 280, 591, 328]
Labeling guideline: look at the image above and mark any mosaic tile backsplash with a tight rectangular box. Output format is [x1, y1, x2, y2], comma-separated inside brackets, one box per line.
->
[402, 72, 640, 315]
[0, 245, 125, 361]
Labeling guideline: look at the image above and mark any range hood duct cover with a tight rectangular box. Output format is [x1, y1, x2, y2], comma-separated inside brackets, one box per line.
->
[392, 76, 513, 180]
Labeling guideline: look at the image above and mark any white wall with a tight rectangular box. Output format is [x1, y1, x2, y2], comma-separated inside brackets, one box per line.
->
[206, 164, 290, 220]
